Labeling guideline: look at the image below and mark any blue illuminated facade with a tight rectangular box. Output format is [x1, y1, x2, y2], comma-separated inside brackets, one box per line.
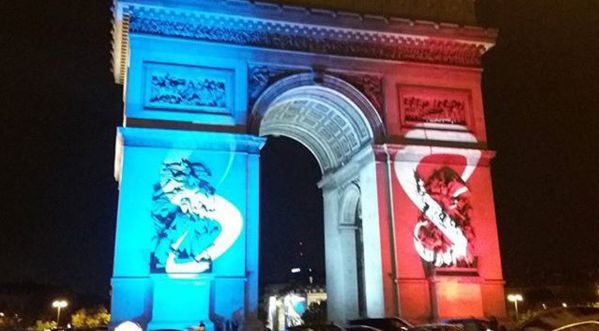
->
[113, 128, 263, 331]
[110, 3, 265, 329]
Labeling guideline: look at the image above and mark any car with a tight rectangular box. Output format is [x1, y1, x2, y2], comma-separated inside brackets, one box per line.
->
[345, 325, 385, 331]
[349, 318, 414, 331]
[288, 324, 383, 331]
[443, 318, 493, 331]
[288, 324, 345, 331]
[408, 323, 465, 331]
[516, 307, 599, 331]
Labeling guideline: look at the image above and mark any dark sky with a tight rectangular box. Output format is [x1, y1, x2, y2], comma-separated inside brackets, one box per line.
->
[1, 0, 599, 297]
[481, 1, 599, 279]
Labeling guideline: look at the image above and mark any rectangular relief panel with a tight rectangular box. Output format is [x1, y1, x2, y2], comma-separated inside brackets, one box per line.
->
[388, 144, 503, 319]
[113, 132, 253, 278]
[147, 155, 245, 276]
[398, 85, 473, 132]
[143, 62, 234, 116]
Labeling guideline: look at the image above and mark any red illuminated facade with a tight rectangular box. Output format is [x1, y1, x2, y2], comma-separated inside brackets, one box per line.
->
[375, 64, 505, 322]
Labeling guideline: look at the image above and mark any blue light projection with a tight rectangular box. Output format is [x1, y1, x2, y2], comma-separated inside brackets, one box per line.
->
[110, 3, 270, 330]
[151, 158, 243, 274]
[111, 127, 264, 331]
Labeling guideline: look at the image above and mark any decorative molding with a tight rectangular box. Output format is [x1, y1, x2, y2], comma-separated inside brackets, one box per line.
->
[257, 78, 376, 173]
[336, 73, 384, 114]
[126, 8, 488, 67]
[339, 179, 361, 226]
[111, 1, 497, 83]
[261, 99, 362, 172]
[111, 13, 130, 85]
[239, 0, 479, 26]
[252, 73, 385, 144]
[248, 65, 306, 107]
[249, 65, 383, 116]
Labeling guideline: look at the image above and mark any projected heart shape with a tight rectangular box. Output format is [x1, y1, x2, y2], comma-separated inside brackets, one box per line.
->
[150, 158, 242, 274]
[394, 130, 481, 267]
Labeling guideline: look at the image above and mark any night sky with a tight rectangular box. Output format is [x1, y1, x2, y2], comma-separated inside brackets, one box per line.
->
[1, 0, 599, 298]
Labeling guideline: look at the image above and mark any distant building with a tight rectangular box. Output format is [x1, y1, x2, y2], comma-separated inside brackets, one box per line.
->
[263, 240, 327, 331]
[264, 284, 327, 331]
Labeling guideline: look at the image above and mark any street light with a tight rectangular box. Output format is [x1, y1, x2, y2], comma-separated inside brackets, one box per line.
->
[52, 300, 68, 326]
[507, 294, 524, 320]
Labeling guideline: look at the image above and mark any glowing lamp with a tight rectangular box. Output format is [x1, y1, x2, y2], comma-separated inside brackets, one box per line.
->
[52, 300, 68, 308]
[507, 294, 523, 320]
[115, 321, 143, 331]
[52, 300, 68, 326]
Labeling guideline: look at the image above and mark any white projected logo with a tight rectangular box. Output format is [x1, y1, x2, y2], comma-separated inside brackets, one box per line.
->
[150, 159, 242, 274]
[395, 130, 481, 267]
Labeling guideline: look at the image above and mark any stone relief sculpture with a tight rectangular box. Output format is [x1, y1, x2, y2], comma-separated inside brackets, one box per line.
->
[149, 73, 227, 110]
[395, 131, 481, 268]
[248, 65, 304, 106]
[403, 96, 466, 125]
[337, 73, 384, 113]
[150, 158, 243, 274]
[412, 166, 476, 267]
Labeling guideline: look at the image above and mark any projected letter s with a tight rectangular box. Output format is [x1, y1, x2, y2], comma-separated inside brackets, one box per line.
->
[395, 130, 480, 268]
[150, 159, 242, 274]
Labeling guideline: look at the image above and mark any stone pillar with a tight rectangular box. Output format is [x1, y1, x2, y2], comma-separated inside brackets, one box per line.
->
[319, 147, 385, 323]
[111, 127, 264, 330]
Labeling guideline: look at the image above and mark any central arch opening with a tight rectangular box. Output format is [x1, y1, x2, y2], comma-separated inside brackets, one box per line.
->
[259, 137, 325, 285]
[254, 73, 386, 325]
[260, 136, 326, 329]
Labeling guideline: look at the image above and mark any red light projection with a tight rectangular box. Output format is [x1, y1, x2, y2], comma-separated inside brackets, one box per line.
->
[385, 125, 506, 321]
[378, 64, 505, 322]
[413, 163, 476, 267]
[395, 135, 481, 268]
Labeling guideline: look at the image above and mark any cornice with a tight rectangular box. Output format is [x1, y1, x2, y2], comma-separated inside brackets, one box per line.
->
[111, 0, 497, 84]
[373, 143, 496, 167]
[117, 126, 266, 152]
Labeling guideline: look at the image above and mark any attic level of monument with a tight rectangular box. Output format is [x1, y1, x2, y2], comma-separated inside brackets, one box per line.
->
[111, 0, 497, 84]
[257, 0, 480, 25]
[115, 0, 481, 25]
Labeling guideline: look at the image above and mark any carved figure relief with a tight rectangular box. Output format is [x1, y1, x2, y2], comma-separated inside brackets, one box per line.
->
[248, 65, 305, 106]
[150, 158, 243, 274]
[403, 96, 466, 125]
[395, 131, 481, 268]
[337, 73, 384, 113]
[149, 74, 226, 109]
[398, 86, 471, 127]
[143, 63, 233, 114]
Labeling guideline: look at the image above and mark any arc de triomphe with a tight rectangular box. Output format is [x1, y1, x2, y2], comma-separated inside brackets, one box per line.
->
[108, 1, 505, 329]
